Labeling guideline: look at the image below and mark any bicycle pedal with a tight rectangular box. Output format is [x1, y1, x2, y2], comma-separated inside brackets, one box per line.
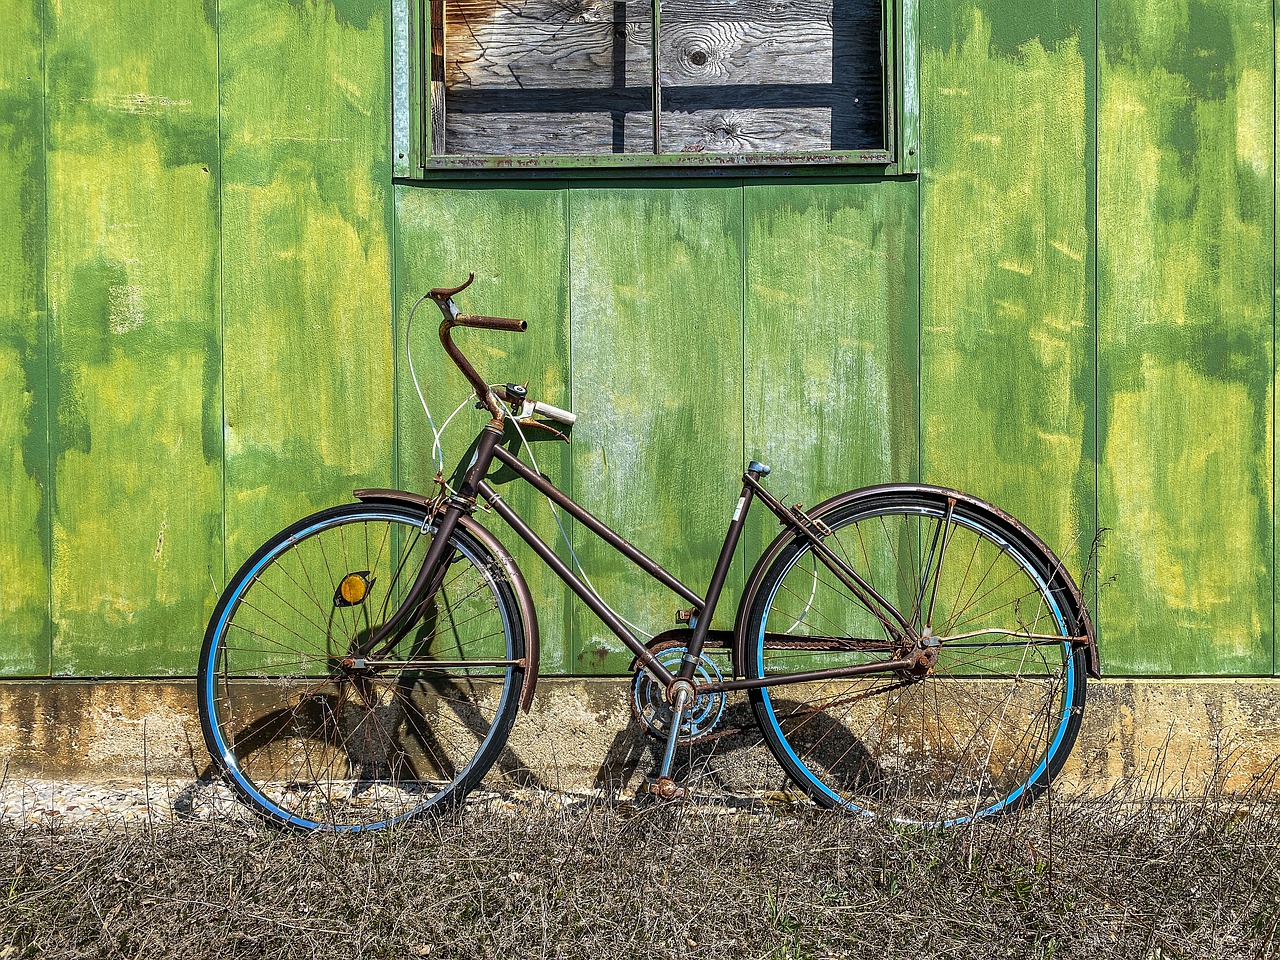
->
[644, 777, 688, 801]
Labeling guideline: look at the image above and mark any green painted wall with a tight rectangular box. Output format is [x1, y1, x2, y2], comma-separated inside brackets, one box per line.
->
[0, 0, 50, 676]
[44, 0, 223, 676]
[0, 0, 1275, 679]
[1096, 0, 1274, 674]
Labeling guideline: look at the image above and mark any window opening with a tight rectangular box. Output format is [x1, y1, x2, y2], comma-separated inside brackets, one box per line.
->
[432, 0, 887, 158]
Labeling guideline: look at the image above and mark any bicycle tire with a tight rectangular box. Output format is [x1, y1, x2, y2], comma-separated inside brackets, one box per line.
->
[742, 486, 1088, 825]
[198, 502, 525, 831]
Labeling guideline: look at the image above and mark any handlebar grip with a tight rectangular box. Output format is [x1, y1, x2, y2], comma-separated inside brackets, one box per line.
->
[532, 400, 577, 425]
[456, 313, 527, 333]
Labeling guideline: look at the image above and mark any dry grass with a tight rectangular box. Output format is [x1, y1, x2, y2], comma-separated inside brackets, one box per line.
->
[3, 775, 1279, 960]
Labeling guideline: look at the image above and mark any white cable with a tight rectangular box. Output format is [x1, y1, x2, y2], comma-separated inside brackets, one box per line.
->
[404, 293, 450, 476]
[506, 407, 653, 641]
[432, 396, 474, 471]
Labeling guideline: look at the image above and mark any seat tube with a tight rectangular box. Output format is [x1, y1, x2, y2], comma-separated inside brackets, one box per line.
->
[680, 478, 756, 677]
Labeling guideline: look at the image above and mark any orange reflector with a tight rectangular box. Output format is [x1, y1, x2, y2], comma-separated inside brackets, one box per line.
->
[339, 573, 369, 605]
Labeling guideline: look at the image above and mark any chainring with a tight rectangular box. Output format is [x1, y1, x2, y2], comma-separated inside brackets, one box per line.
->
[630, 645, 728, 745]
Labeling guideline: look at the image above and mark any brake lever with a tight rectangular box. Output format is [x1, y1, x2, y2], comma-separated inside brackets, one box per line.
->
[516, 417, 570, 444]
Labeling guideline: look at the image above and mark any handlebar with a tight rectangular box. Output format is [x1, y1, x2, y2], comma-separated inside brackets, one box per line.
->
[492, 385, 577, 426]
[528, 399, 577, 426]
[454, 314, 527, 334]
[428, 275, 528, 420]
[428, 276, 568, 427]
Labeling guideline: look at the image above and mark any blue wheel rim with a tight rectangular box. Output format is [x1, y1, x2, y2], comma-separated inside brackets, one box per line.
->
[754, 504, 1077, 826]
[202, 509, 518, 831]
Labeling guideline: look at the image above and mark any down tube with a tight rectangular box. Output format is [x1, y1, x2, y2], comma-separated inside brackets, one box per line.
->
[476, 480, 679, 685]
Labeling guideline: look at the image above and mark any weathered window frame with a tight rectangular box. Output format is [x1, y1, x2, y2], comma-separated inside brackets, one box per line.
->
[392, 0, 918, 174]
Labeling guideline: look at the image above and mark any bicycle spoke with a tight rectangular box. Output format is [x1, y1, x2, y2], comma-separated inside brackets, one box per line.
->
[201, 506, 524, 830]
[749, 493, 1086, 825]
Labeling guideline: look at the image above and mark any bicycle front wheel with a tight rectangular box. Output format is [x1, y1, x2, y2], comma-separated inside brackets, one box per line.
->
[743, 487, 1088, 825]
[198, 502, 525, 830]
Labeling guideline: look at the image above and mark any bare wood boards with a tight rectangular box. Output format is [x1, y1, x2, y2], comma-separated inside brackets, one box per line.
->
[436, 0, 885, 155]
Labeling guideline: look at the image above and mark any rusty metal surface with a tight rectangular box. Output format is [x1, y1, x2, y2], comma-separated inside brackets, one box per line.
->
[706, 658, 915, 695]
[429, 278, 527, 422]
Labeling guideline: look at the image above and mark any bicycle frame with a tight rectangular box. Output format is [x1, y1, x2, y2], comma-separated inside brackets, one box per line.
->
[368, 416, 924, 698]
[196, 275, 1100, 828]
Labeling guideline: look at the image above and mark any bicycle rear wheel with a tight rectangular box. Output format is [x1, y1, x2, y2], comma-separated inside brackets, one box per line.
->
[743, 487, 1088, 825]
[198, 502, 525, 830]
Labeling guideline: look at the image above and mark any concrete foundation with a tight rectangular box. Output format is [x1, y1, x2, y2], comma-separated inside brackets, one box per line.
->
[1, 678, 1277, 798]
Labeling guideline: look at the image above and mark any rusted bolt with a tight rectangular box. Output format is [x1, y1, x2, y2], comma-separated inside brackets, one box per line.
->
[666, 678, 696, 706]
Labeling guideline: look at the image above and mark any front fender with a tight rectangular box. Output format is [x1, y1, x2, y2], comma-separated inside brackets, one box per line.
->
[353, 488, 541, 711]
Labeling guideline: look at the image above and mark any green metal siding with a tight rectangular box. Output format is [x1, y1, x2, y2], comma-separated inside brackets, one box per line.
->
[567, 184, 746, 673]
[919, 0, 1095, 567]
[1, 0, 1277, 679]
[394, 183, 575, 673]
[743, 179, 921, 569]
[45, 0, 223, 676]
[1096, 0, 1274, 675]
[219, 0, 395, 569]
[0, 0, 50, 676]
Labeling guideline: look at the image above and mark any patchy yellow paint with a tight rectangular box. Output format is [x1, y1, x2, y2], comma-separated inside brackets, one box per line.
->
[1236, 67, 1270, 175]
[997, 259, 1033, 276]
[0, 0, 50, 675]
[220, 0, 394, 564]
[921, 6, 1092, 569]
[5, 0, 1280, 687]
[0, 348, 47, 675]
[1097, 0, 1273, 674]
[1107, 363, 1261, 628]
[1049, 238, 1084, 262]
[45, 0, 223, 676]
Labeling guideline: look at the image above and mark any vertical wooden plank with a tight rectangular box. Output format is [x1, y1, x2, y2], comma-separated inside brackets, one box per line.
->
[569, 183, 744, 674]
[743, 179, 919, 566]
[393, 183, 574, 674]
[0, 0, 51, 675]
[1098, 0, 1273, 674]
[46, 0, 223, 675]
[220, 0, 395, 569]
[897, 0, 921, 173]
[919, 2, 1096, 601]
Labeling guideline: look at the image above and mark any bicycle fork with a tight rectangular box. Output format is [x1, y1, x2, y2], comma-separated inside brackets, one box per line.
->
[359, 423, 508, 660]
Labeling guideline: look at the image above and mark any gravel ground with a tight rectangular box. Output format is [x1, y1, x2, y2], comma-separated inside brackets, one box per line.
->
[0, 776, 657, 828]
[0, 777, 252, 826]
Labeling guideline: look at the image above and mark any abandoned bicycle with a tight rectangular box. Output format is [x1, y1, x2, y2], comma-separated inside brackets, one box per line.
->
[197, 275, 1100, 831]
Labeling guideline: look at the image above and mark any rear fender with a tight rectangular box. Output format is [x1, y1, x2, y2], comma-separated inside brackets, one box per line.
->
[731, 483, 1101, 679]
[353, 488, 541, 711]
